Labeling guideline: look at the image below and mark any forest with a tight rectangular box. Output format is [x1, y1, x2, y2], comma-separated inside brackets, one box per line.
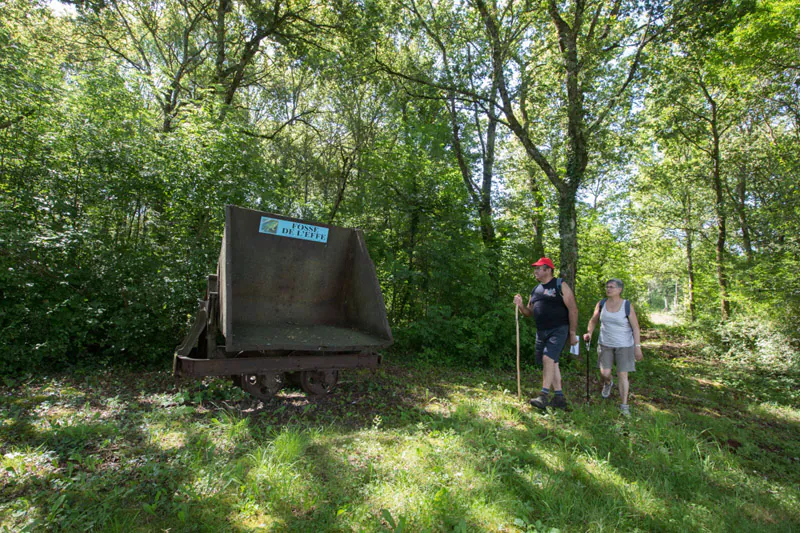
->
[2, 0, 799, 372]
[1, 0, 799, 531]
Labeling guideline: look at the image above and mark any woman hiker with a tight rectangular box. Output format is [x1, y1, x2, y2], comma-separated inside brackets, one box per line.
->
[583, 278, 643, 416]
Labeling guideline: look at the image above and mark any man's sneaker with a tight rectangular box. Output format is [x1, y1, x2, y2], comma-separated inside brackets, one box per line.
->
[601, 380, 614, 399]
[550, 394, 568, 410]
[619, 404, 631, 417]
[529, 394, 549, 410]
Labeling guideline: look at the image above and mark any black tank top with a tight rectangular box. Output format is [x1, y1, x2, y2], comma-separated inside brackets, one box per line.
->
[530, 278, 569, 330]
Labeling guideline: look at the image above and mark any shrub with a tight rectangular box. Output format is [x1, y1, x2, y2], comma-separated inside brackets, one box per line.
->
[390, 303, 539, 369]
[686, 312, 800, 372]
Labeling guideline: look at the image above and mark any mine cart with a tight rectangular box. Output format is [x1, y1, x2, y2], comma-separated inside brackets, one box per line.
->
[173, 205, 393, 399]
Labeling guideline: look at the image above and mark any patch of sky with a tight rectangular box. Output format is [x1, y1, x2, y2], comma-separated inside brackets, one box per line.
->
[48, 0, 77, 17]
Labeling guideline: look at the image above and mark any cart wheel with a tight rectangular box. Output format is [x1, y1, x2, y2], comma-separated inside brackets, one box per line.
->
[238, 372, 285, 400]
[299, 370, 338, 395]
[284, 371, 302, 388]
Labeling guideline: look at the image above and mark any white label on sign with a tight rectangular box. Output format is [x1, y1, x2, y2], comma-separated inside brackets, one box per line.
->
[258, 217, 329, 243]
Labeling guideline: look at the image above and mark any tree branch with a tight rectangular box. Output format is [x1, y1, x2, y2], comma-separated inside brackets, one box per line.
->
[0, 109, 35, 130]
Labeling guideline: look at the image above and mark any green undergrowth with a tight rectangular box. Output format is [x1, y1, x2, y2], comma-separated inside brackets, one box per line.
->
[1, 329, 798, 532]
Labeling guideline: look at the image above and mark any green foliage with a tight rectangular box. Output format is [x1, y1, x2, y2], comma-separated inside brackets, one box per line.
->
[392, 303, 537, 369]
[684, 253, 800, 372]
[0, 0, 798, 378]
[714, 315, 799, 371]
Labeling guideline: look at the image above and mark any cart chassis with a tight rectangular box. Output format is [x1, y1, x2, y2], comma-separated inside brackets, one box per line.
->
[173, 274, 381, 382]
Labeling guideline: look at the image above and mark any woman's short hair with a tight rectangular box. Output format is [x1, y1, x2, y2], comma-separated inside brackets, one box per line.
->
[606, 278, 624, 294]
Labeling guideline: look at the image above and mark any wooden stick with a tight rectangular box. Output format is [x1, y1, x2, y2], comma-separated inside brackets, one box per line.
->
[516, 305, 521, 400]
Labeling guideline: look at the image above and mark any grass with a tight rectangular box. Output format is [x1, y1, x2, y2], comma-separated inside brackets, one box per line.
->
[1, 327, 799, 532]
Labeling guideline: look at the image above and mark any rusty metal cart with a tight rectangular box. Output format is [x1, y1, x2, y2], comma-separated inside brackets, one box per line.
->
[173, 205, 393, 399]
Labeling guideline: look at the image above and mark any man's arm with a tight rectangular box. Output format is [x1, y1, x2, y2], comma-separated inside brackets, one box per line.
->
[560, 282, 579, 345]
[513, 293, 532, 317]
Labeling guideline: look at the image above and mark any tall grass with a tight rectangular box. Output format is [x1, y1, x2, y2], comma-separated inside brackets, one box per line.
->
[1, 331, 798, 531]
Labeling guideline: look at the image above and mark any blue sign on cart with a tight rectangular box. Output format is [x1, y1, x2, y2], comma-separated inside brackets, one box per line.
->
[259, 217, 329, 244]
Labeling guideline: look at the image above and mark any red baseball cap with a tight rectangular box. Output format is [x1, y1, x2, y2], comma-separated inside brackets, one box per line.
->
[531, 257, 555, 269]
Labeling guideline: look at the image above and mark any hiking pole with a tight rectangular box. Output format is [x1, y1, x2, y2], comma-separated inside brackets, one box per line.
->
[585, 336, 591, 403]
[515, 305, 521, 400]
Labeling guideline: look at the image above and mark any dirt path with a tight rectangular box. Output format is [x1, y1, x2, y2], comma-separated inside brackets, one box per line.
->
[648, 311, 679, 326]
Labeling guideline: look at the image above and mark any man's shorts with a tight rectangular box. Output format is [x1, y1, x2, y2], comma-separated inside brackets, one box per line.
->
[597, 344, 636, 373]
[535, 324, 570, 365]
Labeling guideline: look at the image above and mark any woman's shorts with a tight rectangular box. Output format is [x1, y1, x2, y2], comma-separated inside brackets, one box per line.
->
[597, 344, 636, 372]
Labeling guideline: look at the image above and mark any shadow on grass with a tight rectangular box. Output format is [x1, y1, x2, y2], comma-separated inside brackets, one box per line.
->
[0, 373, 246, 531]
[2, 327, 799, 531]
[231, 362, 798, 530]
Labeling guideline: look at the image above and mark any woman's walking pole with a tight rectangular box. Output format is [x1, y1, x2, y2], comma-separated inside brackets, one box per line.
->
[515, 305, 521, 400]
[585, 337, 590, 403]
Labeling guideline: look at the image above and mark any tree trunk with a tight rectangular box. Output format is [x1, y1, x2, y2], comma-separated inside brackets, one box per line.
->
[673, 279, 679, 312]
[711, 110, 730, 319]
[448, 94, 497, 250]
[481, 99, 499, 296]
[475, 0, 592, 296]
[329, 154, 353, 223]
[528, 169, 545, 260]
[215, 0, 229, 84]
[558, 185, 579, 290]
[396, 174, 419, 323]
[549, 0, 586, 294]
[479, 106, 497, 247]
[685, 217, 696, 322]
[734, 172, 753, 263]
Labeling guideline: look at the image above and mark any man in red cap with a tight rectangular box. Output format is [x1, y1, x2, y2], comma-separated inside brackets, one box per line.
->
[514, 257, 579, 410]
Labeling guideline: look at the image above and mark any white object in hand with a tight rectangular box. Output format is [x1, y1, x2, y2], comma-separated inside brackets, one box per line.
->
[569, 335, 580, 355]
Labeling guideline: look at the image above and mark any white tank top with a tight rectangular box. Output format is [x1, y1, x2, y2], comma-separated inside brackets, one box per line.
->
[599, 302, 634, 348]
